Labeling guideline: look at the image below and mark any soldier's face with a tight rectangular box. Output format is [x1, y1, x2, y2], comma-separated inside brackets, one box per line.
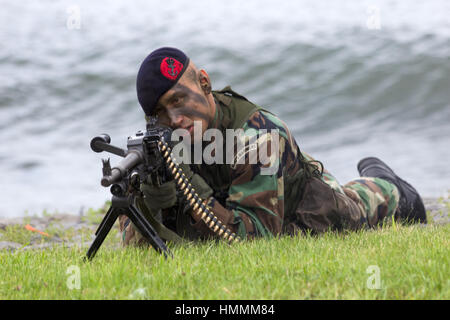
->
[155, 71, 214, 144]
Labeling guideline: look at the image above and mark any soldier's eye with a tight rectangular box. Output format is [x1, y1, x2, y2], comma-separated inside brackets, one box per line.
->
[171, 94, 185, 106]
[173, 97, 182, 105]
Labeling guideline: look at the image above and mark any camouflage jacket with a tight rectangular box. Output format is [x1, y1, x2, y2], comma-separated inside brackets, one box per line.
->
[173, 87, 317, 240]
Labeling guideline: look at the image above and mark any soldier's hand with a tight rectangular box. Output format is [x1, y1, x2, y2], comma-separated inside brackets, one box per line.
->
[141, 179, 177, 211]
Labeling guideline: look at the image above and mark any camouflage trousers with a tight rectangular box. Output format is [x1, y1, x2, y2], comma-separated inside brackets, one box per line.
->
[303, 153, 400, 228]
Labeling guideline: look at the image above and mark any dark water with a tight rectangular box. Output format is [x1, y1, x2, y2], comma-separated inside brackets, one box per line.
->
[1, 0, 449, 217]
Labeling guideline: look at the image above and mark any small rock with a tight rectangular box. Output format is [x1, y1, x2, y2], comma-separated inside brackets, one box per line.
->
[21, 242, 56, 251]
[62, 241, 93, 249]
[0, 241, 23, 252]
[29, 234, 45, 244]
[51, 235, 63, 243]
[0, 218, 23, 229]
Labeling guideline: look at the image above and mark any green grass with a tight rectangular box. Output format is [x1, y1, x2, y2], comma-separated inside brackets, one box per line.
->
[1, 222, 448, 299]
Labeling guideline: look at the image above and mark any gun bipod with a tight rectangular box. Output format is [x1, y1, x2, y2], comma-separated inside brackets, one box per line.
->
[85, 195, 172, 261]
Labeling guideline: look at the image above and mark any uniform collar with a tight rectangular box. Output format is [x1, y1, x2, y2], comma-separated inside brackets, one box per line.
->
[210, 97, 220, 129]
[210, 94, 231, 132]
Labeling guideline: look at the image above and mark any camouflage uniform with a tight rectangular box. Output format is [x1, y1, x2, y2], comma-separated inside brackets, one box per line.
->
[120, 87, 400, 244]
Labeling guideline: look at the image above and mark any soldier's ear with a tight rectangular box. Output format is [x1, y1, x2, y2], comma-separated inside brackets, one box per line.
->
[199, 70, 211, 94]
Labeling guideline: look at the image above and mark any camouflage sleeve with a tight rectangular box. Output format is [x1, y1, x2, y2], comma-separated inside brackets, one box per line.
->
[191, 110, 303, 239]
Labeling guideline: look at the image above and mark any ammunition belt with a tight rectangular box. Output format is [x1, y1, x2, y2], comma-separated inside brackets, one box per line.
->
[158, 140, 240, 243]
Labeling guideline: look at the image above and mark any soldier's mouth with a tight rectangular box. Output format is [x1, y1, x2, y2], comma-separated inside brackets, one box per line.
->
[177, 124, 194, 136]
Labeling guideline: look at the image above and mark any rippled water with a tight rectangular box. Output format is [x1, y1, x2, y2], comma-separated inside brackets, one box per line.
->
[1, 0, 449, 217]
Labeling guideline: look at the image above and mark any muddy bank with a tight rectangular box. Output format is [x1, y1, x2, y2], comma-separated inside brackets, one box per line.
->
[0, 210, 120, 252]
[0, 196, 448, 252]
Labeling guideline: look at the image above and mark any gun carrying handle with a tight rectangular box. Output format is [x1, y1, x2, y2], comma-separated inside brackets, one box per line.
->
[91, 134, 127, 157]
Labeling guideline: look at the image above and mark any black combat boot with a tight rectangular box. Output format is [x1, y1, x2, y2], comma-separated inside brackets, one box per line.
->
[357, 157, 427, 224]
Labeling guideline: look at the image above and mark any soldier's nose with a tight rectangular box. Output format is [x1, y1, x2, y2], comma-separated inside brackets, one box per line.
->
[169, 112, 184, 128]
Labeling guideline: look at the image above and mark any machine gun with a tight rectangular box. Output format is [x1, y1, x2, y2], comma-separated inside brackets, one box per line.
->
[86, 118, 241, 261]
[86, 118, 174, 260]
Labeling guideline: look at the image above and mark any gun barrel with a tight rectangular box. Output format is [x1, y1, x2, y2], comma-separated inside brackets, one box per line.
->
[101, 150, 143, 187]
